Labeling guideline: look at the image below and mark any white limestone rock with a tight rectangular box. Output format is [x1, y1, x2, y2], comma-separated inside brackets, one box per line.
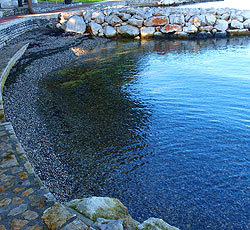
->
[140, 26, 155, 38]
[169, 14, 185, 25]
[94, 218, 123, 230]
[231, 20, 244, 29]
[205, 14, 216, 26]
[92, 11, 105, 24]
[128, 16, 144, 27]
[117, 13, 132, 21]
[137, 218, 180, 230]
[214, 19, 228, 32]
[84, 11, 92, 23]
[117, 25, 140, 37]
[242, 11, 250, 20]
[103, 25, 117, 38]
[243, 19, 250, 29]
[183, 24, 198, 33]
[64, 15, 86, 33]
[106, 14, 123, 26]
[88, 21, 103, 36]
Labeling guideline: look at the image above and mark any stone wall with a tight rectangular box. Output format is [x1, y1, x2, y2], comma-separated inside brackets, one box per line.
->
[58, 6, 250, 39]
[0, 15, 57, 48]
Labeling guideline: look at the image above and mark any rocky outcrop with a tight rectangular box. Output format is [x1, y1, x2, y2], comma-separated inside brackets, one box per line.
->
[58, 6, 250, 39]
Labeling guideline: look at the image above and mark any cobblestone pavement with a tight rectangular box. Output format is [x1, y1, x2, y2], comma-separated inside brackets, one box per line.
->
[0, 122, 54, 229]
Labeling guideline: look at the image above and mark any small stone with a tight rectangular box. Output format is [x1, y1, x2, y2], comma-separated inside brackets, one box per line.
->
[118, 13, 131, 21]
[24, 162, 34, 174]
[9, 218, 28, 229]
[92, 11, 105, 24]
[0, 154, 18, 168]
[42, 203, 76, 230]
[12, 197, 23, 204]
[29, 195, 45, 209]
[23, 210, 39, 220]
[205, 14, 216, 26]
[0, 180, 16, 192]
[21, 188, 34, 197]
[17, 172, 28, 180]
[8, 204, 28, 216]
[0, 197, 11, 207]
[27, 225, 43, 230]
[183, 25, 197, 33]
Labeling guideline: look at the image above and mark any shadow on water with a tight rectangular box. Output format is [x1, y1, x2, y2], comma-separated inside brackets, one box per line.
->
[37, 37, 250, 230]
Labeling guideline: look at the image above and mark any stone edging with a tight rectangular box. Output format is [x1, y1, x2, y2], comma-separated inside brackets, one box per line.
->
[58, 6, 250, 39]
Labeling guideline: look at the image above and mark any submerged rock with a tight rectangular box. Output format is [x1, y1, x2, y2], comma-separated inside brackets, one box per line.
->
[67, 197, 139, 230]
[137, 218, 180, 230]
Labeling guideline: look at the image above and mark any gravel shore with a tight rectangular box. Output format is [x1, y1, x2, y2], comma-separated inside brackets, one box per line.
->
[3, 26, 109, 202]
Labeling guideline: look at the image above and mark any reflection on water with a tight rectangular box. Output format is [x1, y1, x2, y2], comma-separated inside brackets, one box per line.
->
[38, 37, 250, 230]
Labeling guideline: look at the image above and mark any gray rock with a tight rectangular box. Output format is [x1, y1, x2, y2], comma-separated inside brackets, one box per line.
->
[117, 13, 131, 21]
[183, 24, 197, 33]
[88, 21, 102, 36]
[220, 13, 230, 21]
[231, 14, 244, 22]
[140, 26, 155, 38]
[243, 19, 250, 29]
[67, 197, 139, 230]
[106, 14, 123, 26]
[103, 25, 117, 38]
[92, 11, 105, 24]
[231, 20, 244, 29]
[94, 218, 123, 230]
[137, 218, 179, 230]
[84, 11, 92, 23]
[205, 14, 216, 26]
[169, 14, 185, 25]
[214, 19, 228, 32]
[117, 25, 140, 37]
[242, 11, 250, 20]
[64, 16, 86, 33]
[128, 17, 144, 27]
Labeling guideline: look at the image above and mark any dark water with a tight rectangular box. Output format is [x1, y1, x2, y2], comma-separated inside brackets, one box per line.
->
[38, 38, 250, 229]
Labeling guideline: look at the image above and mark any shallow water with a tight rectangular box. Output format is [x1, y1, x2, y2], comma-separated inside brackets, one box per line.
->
[37, 37, 250, 229]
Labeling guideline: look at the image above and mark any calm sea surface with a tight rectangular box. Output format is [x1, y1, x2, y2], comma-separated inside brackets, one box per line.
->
[38, 38, 250, 229]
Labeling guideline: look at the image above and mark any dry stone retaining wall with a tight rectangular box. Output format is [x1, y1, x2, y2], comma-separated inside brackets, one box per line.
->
[58, 6, 250, 39]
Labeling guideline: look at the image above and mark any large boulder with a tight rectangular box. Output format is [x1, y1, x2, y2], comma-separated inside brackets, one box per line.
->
[144, 16, 169, 26]
[243, 19, 250, 29]
[88, 21, 103, 36]
[106, 14, 123, 26]
[103, 25, 117, 38]
[63, 15, 86, 33]
[141, 26, 155, 38]
[161, 24, 182, 33]
[67, 197, 139, 230]
[169, 14, 185, 25]
[214, 19, 228, 32]
[231, 20, 244, 29]
[117, 25, 140, 37]
[137, 218, 180, 230]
